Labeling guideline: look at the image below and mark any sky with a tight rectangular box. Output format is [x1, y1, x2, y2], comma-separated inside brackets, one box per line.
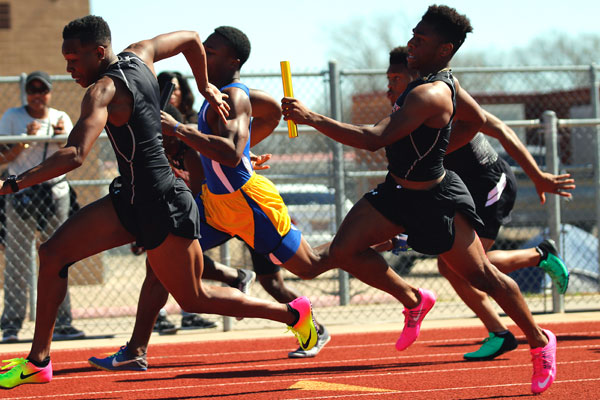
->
[90, 0, 600, 75]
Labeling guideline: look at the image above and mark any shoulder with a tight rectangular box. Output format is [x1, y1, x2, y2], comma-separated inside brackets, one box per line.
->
[2, 106, 25, 118]
[223, 85, 251, 109]
[85, 76, 118, 105]
[405, 81, 452, 105]
[0, 106, 26, 123]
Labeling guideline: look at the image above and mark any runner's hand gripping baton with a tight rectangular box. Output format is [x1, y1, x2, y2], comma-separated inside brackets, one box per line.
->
[280, 61, 298, 138]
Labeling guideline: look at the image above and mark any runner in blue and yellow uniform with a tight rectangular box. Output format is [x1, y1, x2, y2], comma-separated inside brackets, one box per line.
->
[195, 82, 302, 263]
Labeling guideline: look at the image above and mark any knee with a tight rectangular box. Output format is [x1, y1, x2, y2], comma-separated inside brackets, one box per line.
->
[38, 240, 68, 275]
[465, 273, 495, 294]
[327, 240, 352, 265]
[465, 266, 511, 296]
[294, 269, 318, 280]
[38, 240, 54, 265]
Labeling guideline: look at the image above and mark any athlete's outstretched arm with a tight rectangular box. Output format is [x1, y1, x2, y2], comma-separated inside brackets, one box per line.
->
[125, 31, 229, 124]
[0, 77, 112, 194]
[161, 86, 250, 167]
[282, 81, 453, 151]
[249, 89, 282, 147]
[481, 110, 575, 204]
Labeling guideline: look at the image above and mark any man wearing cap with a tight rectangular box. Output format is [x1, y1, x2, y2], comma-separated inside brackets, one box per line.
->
[0, 71, 85, 343]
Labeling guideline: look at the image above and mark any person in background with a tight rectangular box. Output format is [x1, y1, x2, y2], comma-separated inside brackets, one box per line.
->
[0, 71, 85, 343]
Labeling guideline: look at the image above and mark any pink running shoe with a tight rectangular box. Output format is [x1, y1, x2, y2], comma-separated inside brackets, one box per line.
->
[531, 329, 557, 394]
[287, 296, 318, 351]
[396, 288, 436, 351]
[0, 358, 52, 389]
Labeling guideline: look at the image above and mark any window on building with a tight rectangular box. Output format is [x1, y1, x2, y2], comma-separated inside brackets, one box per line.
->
[0, 3, 10, 29]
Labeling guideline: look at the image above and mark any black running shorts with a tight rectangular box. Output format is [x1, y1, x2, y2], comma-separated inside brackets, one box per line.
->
[109, 176, 201, 250]
[459, 158, 517, 240]
[364, 170, 484, 255]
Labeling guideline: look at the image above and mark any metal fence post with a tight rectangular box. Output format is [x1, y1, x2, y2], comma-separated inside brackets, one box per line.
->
[328, 60, 350, 306]
[19, 72, 27, 106]
[590, 64, 600, 294]
[220, 243, 232, 331]
[542, 110, 564, 313]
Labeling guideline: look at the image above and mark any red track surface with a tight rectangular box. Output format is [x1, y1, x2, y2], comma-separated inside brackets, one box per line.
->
[2, 320, 599, 399]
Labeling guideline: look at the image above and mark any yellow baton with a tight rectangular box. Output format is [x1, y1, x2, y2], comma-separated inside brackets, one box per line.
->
[280, 61, 298, 138]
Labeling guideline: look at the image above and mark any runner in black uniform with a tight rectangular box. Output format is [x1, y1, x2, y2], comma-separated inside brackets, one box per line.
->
[0, 15, 317, 389]
[282, 5, 557, 395]
[387, 45, 572, 361]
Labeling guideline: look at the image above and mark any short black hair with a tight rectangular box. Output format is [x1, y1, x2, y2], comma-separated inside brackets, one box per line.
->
[389, 46, 409, 67]
[213, 26, 251, 67]
[421, 5, 472, 54]
[63, 15, 111, 47]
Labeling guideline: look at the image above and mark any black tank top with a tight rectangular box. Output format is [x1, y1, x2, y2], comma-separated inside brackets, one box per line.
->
[444, 132, 499, 179]
[102, 52, 174, 204]
[385, 69, 456, 181]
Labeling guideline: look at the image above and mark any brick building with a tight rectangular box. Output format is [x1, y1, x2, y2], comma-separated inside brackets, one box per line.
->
[0, 0, 89, 118]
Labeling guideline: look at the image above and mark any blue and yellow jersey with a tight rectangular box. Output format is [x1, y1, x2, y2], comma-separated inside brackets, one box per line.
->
[197, 82, 253, 194]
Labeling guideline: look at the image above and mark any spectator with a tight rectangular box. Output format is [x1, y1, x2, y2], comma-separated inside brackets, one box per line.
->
[0, 71, 85, 343]
[158, 71, 198, 124]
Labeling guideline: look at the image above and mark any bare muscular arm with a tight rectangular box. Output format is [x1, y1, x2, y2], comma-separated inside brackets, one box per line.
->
[446, 79, 485, 154]
[123, 31, 230, 124]
[161, 85, 251, 167]
[281, 81, 453, 151]
[249, 89, 282, 147]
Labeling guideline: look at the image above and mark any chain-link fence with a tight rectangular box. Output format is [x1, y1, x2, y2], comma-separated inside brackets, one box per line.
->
[0, 64, 599, 340]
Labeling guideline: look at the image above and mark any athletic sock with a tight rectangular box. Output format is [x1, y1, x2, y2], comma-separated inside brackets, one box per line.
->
[535, 246, 547, 265]
[28, 356, 50, 368]
[232, 269, 247, 287]
[317, 323, 324, 335]
[287, 304, 300, 326]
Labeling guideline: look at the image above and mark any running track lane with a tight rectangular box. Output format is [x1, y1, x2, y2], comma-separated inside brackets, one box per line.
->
[1, 320, 599, 399]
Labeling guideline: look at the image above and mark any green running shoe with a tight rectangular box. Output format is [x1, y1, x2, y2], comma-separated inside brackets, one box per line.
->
[464, 331, 518, 361]
[537, 239, 569, 295]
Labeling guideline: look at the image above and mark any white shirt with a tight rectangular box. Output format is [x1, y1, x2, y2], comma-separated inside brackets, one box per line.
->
[0, 106, 73, 178]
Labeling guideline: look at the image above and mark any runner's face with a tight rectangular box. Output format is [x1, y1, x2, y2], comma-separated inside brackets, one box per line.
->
[203, 34, 237, 83]
[406, 21, 445, 71]
[386, 65, 413, 106]
[62, 39, 104, 88]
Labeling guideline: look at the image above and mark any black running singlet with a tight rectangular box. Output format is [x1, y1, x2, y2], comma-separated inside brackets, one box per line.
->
[444, 132, 499, 180]
[101, 52, 175, 204]
[385, 69, 456, 181]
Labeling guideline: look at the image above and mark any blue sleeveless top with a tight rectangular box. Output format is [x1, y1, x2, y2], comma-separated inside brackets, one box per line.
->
[197, 82, 253, 194]
[385, 69, 456, 181]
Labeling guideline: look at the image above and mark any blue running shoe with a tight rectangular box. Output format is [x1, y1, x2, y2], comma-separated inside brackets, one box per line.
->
[88, 344, 148, 372]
